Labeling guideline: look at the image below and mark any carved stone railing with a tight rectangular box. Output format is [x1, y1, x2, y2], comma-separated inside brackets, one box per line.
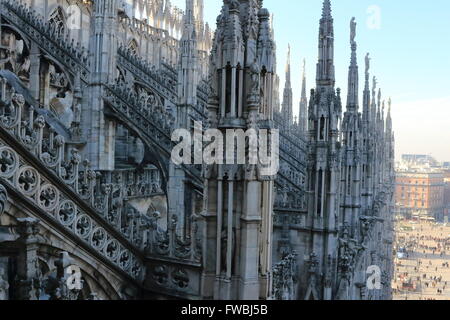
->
[274, 175, 305, 211]
[103, 83, 174, 157]
[274, 112, 307, 172]
[273, 212, 306, 229]
[119, 16, 180, 49]
[117, 46, 178, 102]
[197, 80, 209, 104]
[1, 0, 90, 81]
[103, 83, 203, 184]
[146, 213, 202, 264]
[91, 167, 164, 248]
[0, 75, 148, 281]
[98, 168, 163, 200]
[161, 62, 178, 82]
[145, 213, 202, 299]
[144, 213, 203, 299]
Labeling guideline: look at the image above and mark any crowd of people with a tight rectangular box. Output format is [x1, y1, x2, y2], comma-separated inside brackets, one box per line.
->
[393, 220, 450, 300]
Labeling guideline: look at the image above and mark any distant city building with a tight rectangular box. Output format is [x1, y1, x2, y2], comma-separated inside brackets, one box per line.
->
[402, 154, 437, 165]
[443, 170, 450, 221]
[398, 154, 439, 170]
[395, 170, 445, 221]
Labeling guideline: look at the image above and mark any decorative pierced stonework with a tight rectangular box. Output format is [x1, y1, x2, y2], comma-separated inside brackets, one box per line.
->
[16, 166, 40, 196]
[118, 250, 131, 270]
[2, 0, 90, 80]
[0, 146, 19, 178]
[37, 183, 59, 212]
[172, 269, 189, 289]
[75, 214, 92, 239]
[105, 240, 120, 261]
[90, 227, 107, 251]
[152, 265, 169, 285]
[57, 200, 77, 226]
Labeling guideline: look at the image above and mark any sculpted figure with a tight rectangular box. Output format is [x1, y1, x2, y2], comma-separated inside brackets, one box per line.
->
[365, 53, 370, 75]
[249, 60, 260, 96]
[350, 17, 356, 44]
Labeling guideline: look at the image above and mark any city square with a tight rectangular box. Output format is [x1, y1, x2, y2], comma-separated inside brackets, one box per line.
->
[393, 220, 450, 300]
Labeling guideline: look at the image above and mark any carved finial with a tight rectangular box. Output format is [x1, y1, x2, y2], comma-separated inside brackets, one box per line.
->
[322, 0, 332, 18]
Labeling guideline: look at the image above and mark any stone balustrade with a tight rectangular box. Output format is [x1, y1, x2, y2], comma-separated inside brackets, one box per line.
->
[1, 0, 90, 81]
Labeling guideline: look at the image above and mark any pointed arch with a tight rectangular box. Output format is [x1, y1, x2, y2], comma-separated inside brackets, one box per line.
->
[48, 6, 67, 37]
[128, 38, 139, 55]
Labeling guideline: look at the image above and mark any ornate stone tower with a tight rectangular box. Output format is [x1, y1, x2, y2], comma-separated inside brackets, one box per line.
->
[361, 52, 372, 215]
[86, 0, 119, 170]
[385, 98, 395, 183]
[201, 0, 276, 300]
[335, 17, 363, 299]
[340, 17, 362, 239]
[306, 0, 342, 300]
[178, 0, 199, 116]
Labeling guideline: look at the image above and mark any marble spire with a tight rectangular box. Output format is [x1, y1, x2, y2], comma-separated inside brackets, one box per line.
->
[346, 17, 359, 111]
[316, 0, 335, 87]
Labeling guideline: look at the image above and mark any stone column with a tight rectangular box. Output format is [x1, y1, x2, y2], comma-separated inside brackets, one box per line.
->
[28, 42, 40, 101]
[15, 218, 41, 300]
[167, 163, 186, 236]
[238, 180, 261, 300]
[201, 177, 218, 299]
[86, 0, 118, 170]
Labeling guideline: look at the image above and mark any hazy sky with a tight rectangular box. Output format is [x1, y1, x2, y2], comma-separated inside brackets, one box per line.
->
[172, 0, 450, 162]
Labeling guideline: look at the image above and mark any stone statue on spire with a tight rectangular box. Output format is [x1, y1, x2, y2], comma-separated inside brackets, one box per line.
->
[350, 17, 356, 44]
[365, 53, 370, 75]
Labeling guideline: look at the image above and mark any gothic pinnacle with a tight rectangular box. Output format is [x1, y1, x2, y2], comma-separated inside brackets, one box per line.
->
[386, 98, 393, 131]
[301, 58, 307, 103]
[183, 0, 197, 37]
[316, 0, 335, 87]
[347, 17, 358, 110]
[285, 44, 291, 88]
[322, 0, 332, 19]
[282, 44, 293, 126]
[299, 58, 308, 133]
